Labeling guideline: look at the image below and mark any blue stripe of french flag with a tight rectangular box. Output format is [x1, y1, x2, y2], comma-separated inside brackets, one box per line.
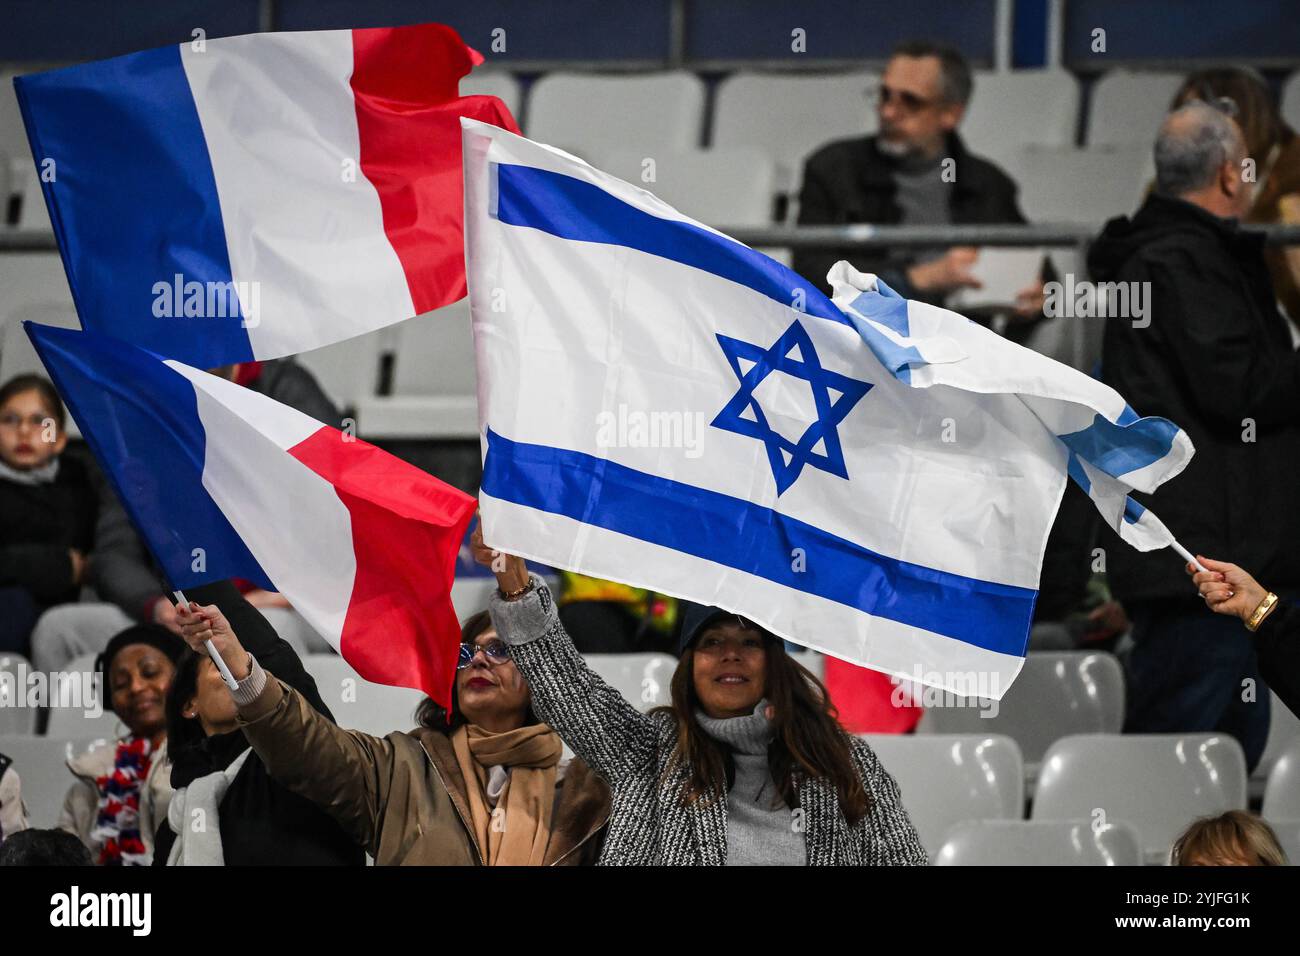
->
[26, 321, 476, 706]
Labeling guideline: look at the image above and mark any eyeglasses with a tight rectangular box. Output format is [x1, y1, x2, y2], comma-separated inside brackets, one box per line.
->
[457, 638, 512, 670]
[872, 83, 938, 113]
[0, 413, 52, 431]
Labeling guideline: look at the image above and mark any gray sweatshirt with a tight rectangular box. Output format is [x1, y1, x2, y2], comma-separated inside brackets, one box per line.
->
[695, 701, 806, 866]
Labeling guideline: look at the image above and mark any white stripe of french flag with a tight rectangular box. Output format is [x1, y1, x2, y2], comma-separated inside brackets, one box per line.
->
[178, 24, 518, 359]
[14, 23, 519, 369]
[166, 360, 477, 702]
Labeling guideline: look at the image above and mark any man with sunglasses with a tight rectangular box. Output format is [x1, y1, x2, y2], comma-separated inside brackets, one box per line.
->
[793, 40, 1043, 328]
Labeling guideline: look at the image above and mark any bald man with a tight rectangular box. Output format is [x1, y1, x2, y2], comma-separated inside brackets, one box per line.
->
[1088, 100, 1300, 771]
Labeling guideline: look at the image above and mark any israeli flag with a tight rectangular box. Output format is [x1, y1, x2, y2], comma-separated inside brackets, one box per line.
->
[462, 120, 1192, 699]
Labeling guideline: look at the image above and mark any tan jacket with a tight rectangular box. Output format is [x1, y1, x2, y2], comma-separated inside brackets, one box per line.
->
[58, 738, 172, 862]
[237, 670, 610, 865]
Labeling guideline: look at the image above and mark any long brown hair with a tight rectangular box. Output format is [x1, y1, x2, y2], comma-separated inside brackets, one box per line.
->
[654, 632, 869, 825]
[1172, 68, 1288, 164]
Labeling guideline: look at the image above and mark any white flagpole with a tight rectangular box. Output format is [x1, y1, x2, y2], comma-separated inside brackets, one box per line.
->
[1170, 540, 1208, 574]
[173, 589, 240, 690]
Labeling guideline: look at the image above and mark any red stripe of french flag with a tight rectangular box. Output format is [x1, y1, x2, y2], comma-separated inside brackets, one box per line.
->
[350, 23, 521, 313]
[286, 428, 477, 708]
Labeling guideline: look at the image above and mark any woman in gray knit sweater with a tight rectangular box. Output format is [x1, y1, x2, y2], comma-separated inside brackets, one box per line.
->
[473, 529, 928, 866]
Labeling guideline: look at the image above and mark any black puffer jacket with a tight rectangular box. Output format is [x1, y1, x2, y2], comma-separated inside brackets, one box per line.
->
[1089, 194, 1300, 603]
[0, 452, 97, 604]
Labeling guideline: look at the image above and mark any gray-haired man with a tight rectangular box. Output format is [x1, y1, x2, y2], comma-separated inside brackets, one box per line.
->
[1089, 100, 1300, 771]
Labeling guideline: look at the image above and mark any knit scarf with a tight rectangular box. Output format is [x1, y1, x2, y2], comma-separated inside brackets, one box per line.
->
[450, 723, 562, 866]
[91, 736, 153, 866]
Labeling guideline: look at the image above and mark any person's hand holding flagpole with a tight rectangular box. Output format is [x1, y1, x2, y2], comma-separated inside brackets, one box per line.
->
[174, 592, 248, 689]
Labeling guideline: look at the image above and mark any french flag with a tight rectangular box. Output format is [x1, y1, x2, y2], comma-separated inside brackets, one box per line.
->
[26, 321, 477, 707]
[14, 23, 518, 369]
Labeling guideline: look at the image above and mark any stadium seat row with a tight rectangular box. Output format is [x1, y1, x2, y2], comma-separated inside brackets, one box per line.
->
[5, 727, 1297, 865]
[7, 646, 1298, 810]
[7, 67, 1300, 231]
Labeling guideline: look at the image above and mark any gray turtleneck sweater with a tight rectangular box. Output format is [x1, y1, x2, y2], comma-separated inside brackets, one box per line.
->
[695, 700, 806, 866]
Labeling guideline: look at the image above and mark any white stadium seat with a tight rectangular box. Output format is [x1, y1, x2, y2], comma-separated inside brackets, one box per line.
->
[0, 253, 77, 394]
[584, 653, 676, 710]
[598, 148, 777, 228]
[935, 819, 1142, 866]
[1255, 690, 1300, 797]
[860, 733, 1024, 860]
[1282, 73, 1300, 139]
[1007, 144, 1150, 223]
[16, 167, 51, 231]
[526, 71, 705, 162]
[460, 70, 521, 122]
[1263, 737, 1300, 820]
[0, 734, 114, 829]
[712, 70, 878, 195]
[294, 330, 383, 416]
[0, 654, 38, 735]
[1270, 818, 1300, 866]
[354, 393, 478, 440]
[43, 653, 120, 738]
[0, 71, 26, 158]
[960, 70, 1079, 173]
[391, 299, 475, 398]
[1086, 70, 1184, 147]
[916, 651, 1125, 779]
[1033, 733, 1248, 864]
[0, 299, 79, 390]
[350, 298, 487, 439]
[301, 654, 426, 737]
[0, 70, 28, 212]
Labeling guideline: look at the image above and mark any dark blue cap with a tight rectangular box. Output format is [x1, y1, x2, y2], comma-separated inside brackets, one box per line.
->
[677, 601, 768, 655]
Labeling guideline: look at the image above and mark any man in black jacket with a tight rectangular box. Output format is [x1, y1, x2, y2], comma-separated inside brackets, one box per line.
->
[793, 40, 1041, 319]
[1090, 100, 1300, 771]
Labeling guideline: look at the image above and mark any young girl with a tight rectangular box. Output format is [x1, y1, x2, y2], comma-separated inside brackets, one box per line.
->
[0, 374, 97, 657]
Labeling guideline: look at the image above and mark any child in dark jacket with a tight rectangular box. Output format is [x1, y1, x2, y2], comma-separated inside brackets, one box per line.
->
[0, 374, 97, 656]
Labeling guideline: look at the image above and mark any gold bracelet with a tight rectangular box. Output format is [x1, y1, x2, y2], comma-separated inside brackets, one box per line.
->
[500, 579, 533, 601]
[1245, 592, 1279, 632]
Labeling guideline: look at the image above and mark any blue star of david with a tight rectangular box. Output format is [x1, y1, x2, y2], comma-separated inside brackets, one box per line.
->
[712, 320, 872, 495]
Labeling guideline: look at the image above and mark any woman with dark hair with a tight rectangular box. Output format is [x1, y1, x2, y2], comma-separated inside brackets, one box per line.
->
[154, 581, 362, 865]
[58, 622, 182, 865]
[173, 596, 610, 865]
[470, 528, 928, 865]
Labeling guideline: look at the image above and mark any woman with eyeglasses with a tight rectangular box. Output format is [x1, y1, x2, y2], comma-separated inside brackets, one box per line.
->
[173, 590, 610, 865]
[470, 528, 928, 866]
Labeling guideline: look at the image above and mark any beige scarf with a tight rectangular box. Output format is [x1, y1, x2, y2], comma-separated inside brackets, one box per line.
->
[450, 723, 562, 866]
